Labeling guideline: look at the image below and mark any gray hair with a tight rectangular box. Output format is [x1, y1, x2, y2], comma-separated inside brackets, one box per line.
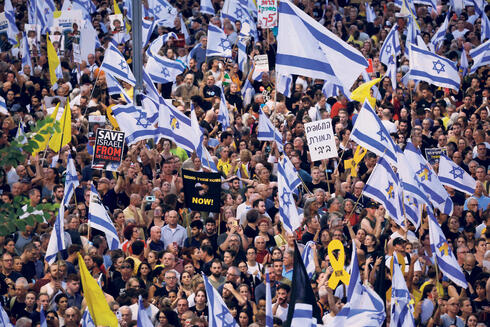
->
[15, 317, 32, 327]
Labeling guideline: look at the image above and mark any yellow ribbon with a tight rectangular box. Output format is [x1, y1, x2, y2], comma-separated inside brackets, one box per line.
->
[328, 240, 350, 289]
[344, 146, 368, 177]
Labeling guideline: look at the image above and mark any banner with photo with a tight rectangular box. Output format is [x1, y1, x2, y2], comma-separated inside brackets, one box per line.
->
[182, 169, 221, 212]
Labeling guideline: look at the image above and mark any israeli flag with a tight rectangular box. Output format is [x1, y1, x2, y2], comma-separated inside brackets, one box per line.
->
[137, 295, 154, 326]
[106, 73, 132, 103]
[40, 307, 47, 327]
[405, 13, 420, 57]
[5, 0, 19, 45]
[222, 0, 246, 23]
[200, 0, 215, 15]
[190, 105, 218, 172]
[142, 18, 157, 48]
[391, 255, 415, 327]
[203, 273, 239, 327]
[265, 272, 273, 327]
[302, 241, 316, 279]
[481, 13, 490, 42]
[81, 308, 96, 327]
[147, 32, 178, 58]
[207, 25, 232, 58]
[241, 78, 255, 105]
[460, 47, 469, 77]
[431, 13, 449, 51]
[428, 208, 468, 288]
[380, 24, 401, 66]
[89, 185, 121, 251]
[257, 108, 284, 152]
[64, 154, 79, 205]
[71, 0, 94, 21]
[322, 79, 351, 99]
[350, 100, 399, 166]
[278, 157, 302, 233]
[277, 0, 367, 91]
[217, 86, 231, 130]
[414, 0, 437, 11]
[366, 2, 376, 23]
[45, 198, 66, 264]
[291, 303, 316, 327]
[148, 0, 178, 27]
[237, 37, 248, 72]
[438, 154, 476, 195]
[331, 240, 386, 326]
[470, 39, 490, 74]
[142, 68, 161, 103]
[15, 121, 26, 145]
[0, 300, 13, 326]
[21, 33, 33, 74]
[0, 96, 7, 115]
[146, 53, 186, 84]
[386, 58, 397, 90]
[281, 155, 301, 191]
[404, 141, 453, 215]
[467, 0, 484, 16]
[276, 74, 292, 98]
[408, 44, 460, 90]
[112, 103, 158, 145]
[100, 44, 136, 86]
[364, 156, 405, 227]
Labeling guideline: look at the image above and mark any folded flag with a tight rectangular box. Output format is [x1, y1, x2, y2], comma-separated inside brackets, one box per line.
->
[217, 85, 231, 130]
[100, 44, 136, 86]
[380, 24, 401, 66]
[112, 102, 158, 145]
[200, 0, 215, 15]
[89, 185, 121, 250]
[431, 12, 449, 51]
[391, 255, 415, 327]
[438, 154, 476, 195]
[469, 39, 490, 74]
[278, 157, 302, 233]
[257, 108, 284, 152]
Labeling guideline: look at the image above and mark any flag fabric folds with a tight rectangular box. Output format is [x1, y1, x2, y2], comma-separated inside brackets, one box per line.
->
[302, 241, 316, 279]
[278, 157, 302, 234]
[89, 185, 121, 250]
[265, 272, 273, 327]
[48, 99, 72, 152]
[431, 13, 449, 51]
[64, 153, 80, 204]
[81, 308, 96, 327]
[284, 242, 323, 327]
[257, 109, 284, 152]
[45, 198, 66, 264]
[391, 255, 415, 327]
[428, 208, 468, 288]
[350, 78, 381, 109]
[408, 44, 461, 90]
[100, 44, 136, 86]
[276, 74, 293, 98]
[207, 25, 232, 58]
[366, 2, 376, 23]
[379, 24, 401, 66]
[146, 52, 186, 84]
[21, 32, 33, 74]
[47, 33, 63, 88]
[31, 103, 60, 157]
[200, 0, 215, 15]
[112, 103, 158, 145]
[350, 99, 399, 166]
[202, 273, 239, 327]
[481, 11, 490, 42]
[137, 295, 153, 326]
[363, 156, 405, 227]
[469, 39, 490, 74]
[276, 0, 368, 91]
[190, 105, 218, 172]
[460, 47, 469, 77]
[217, 86, 231, 130]
[106, 73, 132, 103]
[0, 300, 13, 326]
[78, 253, 118, 327]
[4, 0, 19, 45]
[404, 141, 453, 215]
[40, 307, 47, 327]
[438, 154, 476, 195]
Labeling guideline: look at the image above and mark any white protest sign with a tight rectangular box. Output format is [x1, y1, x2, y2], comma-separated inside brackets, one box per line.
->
[73, 43, 81, 63]
[258, 0, 278, 28]
[305, 119, 338, 161]
[254, 54, 269, 73]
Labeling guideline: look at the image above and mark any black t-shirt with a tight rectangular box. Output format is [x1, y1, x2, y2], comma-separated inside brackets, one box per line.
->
[301, 231, 315, 244]
[305, 181, 329, 193]
[202, 85, 221, 110]
[243, 225, 258, 240]
[189, 305, 208, 318]
[21, 261, 36, 282]
[102, 189, 118, 212]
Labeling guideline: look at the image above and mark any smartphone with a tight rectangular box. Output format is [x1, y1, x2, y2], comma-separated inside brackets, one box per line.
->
[232, 220, 238, 227]
[172, 169, 178, 175]
[145, 196, 155, 202]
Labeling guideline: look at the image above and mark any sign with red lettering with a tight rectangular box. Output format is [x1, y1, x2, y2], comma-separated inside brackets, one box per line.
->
[92, 129, 125, 171]
[258, 0, 277, 28]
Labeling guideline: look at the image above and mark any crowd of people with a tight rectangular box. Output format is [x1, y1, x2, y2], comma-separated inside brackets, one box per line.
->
[0, 0, 489, 327]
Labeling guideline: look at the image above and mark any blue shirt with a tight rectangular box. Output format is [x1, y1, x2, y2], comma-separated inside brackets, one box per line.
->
[161, 224, 188, 248]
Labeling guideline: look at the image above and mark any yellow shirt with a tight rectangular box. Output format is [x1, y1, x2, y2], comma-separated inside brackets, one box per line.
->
[217, 159, 232, 176]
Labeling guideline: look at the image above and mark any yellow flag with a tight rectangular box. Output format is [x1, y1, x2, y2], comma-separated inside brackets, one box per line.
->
[31, 103, 60, 157]
[49, 99, 71, 152]
[350, 77, 381, 108]
[78, 253, 118, 327]
[47, 33, 62, 87]
[344, 145, 368, 177]
[106, 104, 119, 129]
[113, 0, 131, 33]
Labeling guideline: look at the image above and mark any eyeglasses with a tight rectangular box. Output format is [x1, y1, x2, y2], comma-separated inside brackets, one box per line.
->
[121, 265, 131, 269]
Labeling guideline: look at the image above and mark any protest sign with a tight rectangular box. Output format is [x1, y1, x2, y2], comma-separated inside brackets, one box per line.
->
[305, 119, 338, 161]
[92, 129, 124, 171]
[258, 0, 278, 28]
[254, 54, 269, 73]
[182, 169, 221, 212]
[425, 147, 447, 164]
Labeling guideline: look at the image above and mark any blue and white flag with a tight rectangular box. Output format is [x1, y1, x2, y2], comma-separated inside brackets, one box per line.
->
[146, 52, 186, 84]
[460, 47, 469, 77]
[322, 79, 352, 99]
[265, 272, 273, 327]
[180, 15, 190, 45]
[5, 0, 19, 45]
[469, 39, 490, 74]
[291, 303, 315, 327]
[100, 44, 136, 86]
[45, 198, 66, 264]
[408, 44, 460, 90]
[364, 156, 405, 227]
[0, 96, 7, 115]
[257, 108, 284, 152]
[431, 13, 449, 51]
[106, 73, 132, 103]
[206, 24, 232, 58]
[137, 295, 153, 327]
[428, 208, 467, 288]
[404, 141, 453, 215]
[142, 18, 156, 48]
[40, 306, 47, 327]
[276, 0, 368, 91]
[391, 255, 415, 327]
[0, 300, 13, 326]
[64, 153, 79, 204]
[350, 100, 399, 166]
[190, 105, 218, 172]
[21, 33, 33, 74]
[147, 31, 178, 57]
[72, 0, 95, 21]
[217, 86, 231, 130]
[414, 0, 437, 11]
[112, 103, 158, 145]
[366, 2, 376, 23]
[438, 154, 476, 195]
[237, 37, 248, 73]
[380, 24, 401, 66]
[481, 12, 490, 42]
[222, 0, 247, 23]
[281, 155, 301, 191]
[467, 0, 484, 16]
[142, 68, 160, 103]
[200, 0, 215, 15]
[302, 241, 316, 279]
[89, 185, 121, 251]
[148, 0, 178, 27]
[405, 13, 420, 57]
[276, 74, 292, 98]
[203, 273, 239, 327]
[278, 157, 302, 233]
[81, 308, 96, 327]
[331, 240, 386, 326]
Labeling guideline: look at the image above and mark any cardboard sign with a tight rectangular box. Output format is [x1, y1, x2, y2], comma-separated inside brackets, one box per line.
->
[92, 129, 125, 171]
[53, 10, 82, 34]
[258, 0, 278, 28]
[425, 147, 447, 164]
[182, 169, 221, 212]
[254, 54, 269, 73]
[305, 119, 338, 161]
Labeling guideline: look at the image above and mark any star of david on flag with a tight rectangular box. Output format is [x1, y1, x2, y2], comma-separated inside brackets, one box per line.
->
[207, 24, 232, 58]
[438, 154, 476, 195]
[202, 273, 239, 327]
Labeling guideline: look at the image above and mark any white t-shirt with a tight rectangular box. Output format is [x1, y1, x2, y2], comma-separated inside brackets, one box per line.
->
[274, 303, 289, 322]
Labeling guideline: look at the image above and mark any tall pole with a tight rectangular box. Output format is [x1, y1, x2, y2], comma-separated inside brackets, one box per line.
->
[132, 0, 143, 105]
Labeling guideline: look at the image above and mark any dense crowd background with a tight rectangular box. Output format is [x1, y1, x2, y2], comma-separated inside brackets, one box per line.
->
[0, 0, 489, 327]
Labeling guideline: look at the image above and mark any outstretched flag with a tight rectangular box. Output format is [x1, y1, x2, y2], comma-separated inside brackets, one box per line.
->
[438, 154, 476, 195]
